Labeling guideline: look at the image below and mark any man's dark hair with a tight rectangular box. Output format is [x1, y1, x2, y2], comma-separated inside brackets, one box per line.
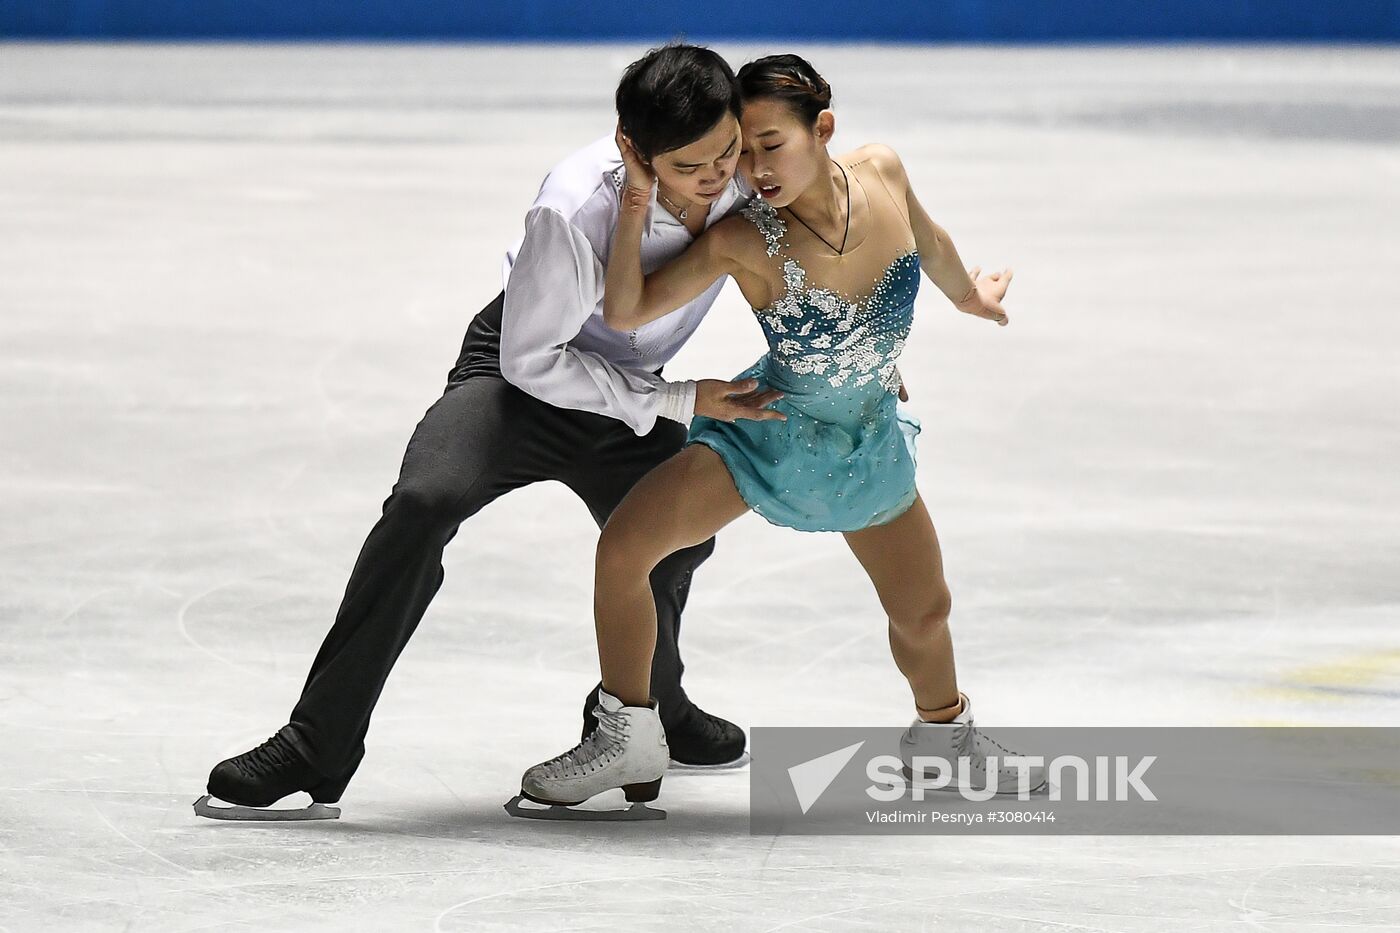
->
[615, 43, 741, 161]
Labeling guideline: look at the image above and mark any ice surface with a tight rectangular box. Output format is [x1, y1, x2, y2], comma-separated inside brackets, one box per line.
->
[1, 42, 1398, 932]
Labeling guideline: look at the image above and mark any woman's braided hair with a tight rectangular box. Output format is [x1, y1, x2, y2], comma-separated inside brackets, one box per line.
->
[736, 54, 832, 126]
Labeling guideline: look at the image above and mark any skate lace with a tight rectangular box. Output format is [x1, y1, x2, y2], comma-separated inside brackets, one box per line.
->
[680, 706, 730, 743]
[239, 734, 300, 777]
[952, 722, 1022, 773]
[537, 706, 630, 780]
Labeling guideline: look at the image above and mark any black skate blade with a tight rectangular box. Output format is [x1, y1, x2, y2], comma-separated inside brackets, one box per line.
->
[193, 794, 341, 822]
[503, 794, 665, 822]
[668, 750, 751, 772]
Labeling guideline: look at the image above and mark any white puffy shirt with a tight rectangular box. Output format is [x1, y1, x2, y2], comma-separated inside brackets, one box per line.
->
[499, 134, 751, 436]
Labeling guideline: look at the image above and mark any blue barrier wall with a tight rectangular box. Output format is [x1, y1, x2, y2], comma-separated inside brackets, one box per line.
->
[4, 1, 1400, 41]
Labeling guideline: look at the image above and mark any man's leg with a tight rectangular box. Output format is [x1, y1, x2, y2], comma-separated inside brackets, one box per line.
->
[279, 291, 520, 780]
[286, 375, 573, 781]
[206, 371, 589, 811]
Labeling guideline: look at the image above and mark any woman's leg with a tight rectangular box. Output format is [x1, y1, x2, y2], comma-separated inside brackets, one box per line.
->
[595, 443, 750, 708]
[842, 492, 963, 722]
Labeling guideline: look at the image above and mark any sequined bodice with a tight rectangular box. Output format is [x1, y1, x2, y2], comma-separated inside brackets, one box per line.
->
[741, 197, 918, 397]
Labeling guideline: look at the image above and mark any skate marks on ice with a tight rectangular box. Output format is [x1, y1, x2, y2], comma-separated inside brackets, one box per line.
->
[333, 764, 752, 840]
[426, 852, 1400, 933]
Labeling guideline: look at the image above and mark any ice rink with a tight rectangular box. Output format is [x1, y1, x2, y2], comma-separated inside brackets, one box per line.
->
[2, 42, 1399, 931]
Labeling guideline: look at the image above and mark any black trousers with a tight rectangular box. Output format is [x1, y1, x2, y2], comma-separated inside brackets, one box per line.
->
[285, 292, 714, 780]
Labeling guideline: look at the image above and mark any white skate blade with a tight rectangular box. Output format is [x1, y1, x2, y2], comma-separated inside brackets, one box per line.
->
[503, 794, 666, 822]
[193, 794, 341, 822]
[669, 750, 751, 772]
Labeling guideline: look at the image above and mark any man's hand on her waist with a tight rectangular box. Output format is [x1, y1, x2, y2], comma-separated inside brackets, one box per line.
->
[694, 378, 786, 423]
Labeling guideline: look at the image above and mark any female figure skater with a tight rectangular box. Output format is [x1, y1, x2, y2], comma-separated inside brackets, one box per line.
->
[511, 54, 1045, 818]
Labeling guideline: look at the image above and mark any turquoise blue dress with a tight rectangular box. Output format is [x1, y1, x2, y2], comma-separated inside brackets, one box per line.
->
[686, 198, 922, 533]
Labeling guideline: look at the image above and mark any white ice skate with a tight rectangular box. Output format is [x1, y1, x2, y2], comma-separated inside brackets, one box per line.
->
[505, 689, 669, 821]
[899, 693, 1049, 797]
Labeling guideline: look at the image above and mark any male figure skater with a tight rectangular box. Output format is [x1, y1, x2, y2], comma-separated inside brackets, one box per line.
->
[197, 44, 778, 819]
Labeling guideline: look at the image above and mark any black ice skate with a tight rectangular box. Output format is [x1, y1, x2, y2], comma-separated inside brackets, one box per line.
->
[194, 726, 359, 822]
[666, 703, 749, 770]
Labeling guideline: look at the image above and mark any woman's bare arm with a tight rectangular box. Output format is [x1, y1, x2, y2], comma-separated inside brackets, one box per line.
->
[604, 208, 743, 331]
[866, 144, 1011, 326]
[604, 131, 744, 331]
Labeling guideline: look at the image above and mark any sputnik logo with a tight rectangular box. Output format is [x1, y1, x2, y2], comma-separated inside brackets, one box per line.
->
[787, 741, 866, 814]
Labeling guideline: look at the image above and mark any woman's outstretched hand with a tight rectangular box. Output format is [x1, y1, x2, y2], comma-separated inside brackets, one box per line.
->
[695, 378, 787, 423]
[615, 124, 655, 210]
[956, 266, 1013, 326]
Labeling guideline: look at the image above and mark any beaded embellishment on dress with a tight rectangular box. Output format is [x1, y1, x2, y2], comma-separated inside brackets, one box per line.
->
[742, 198, 916, 395]
[742, 198, 787, 257]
